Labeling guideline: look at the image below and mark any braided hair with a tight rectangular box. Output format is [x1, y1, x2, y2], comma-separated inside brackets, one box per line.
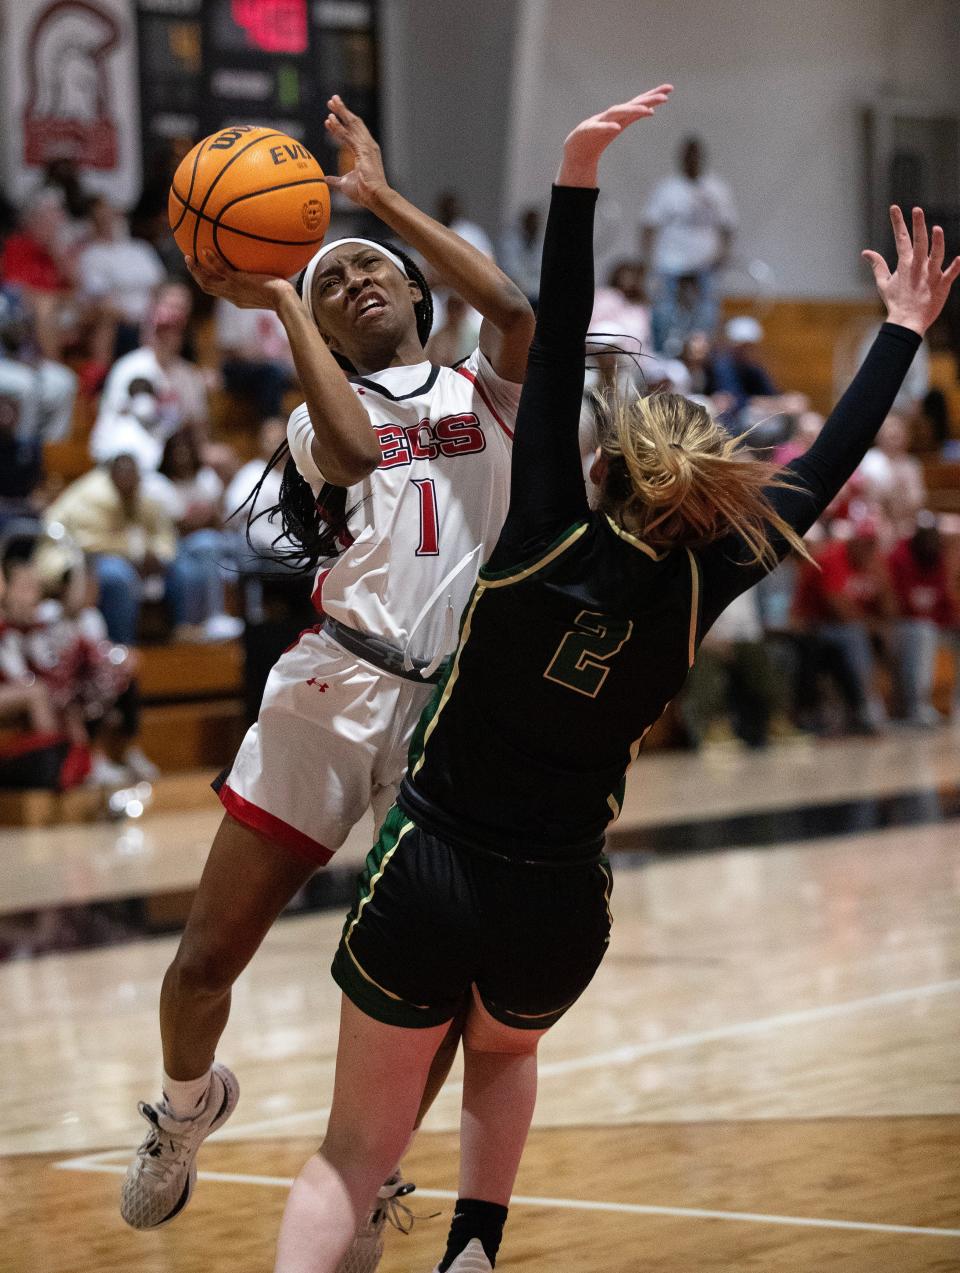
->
[242, 240, 433, 573]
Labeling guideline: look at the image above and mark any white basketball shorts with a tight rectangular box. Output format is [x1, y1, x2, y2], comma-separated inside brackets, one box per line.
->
[217, 625, 435, 865]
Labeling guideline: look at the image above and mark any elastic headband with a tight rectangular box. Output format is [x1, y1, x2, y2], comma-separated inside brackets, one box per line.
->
[300, 237, 408, 323]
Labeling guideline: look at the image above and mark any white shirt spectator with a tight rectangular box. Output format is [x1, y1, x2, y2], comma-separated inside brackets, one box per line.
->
[642, 173, 738, 275]
[146, 467, 223, 525]
[224, 457, 288, 555]
[589, 287, 651, 357]
[214, 300, 294, 366]
[449, 218, 494, 260]
[79, 235, 166, 324]
[0, 355, 76, 442]
[98, 347, 209, 438]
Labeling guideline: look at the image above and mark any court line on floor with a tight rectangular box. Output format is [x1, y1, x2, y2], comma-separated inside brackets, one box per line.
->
[50, 976, 960, 1152]
[50, 1156, 960, 1239]
[221, 975, 960, 1136]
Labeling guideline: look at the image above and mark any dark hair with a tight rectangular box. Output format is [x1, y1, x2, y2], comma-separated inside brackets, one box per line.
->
[158, 428, 201, 481]
[239, 239, 433, 573]
[239, 442, 358, 573]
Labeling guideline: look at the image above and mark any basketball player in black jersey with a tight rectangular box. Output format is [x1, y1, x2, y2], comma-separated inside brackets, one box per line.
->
[271, 87, 959, 1273]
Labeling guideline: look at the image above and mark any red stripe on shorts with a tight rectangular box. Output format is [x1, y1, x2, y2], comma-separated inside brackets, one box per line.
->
[455, 365, 514, 439]
[218, 783, 335, 866]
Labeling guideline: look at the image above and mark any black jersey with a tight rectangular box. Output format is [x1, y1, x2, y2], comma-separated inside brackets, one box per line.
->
[397, 185, 920, 861]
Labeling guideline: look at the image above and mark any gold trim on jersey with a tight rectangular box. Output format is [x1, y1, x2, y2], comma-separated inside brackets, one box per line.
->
[342, 939, 432, 1010]
[491, 994, 583, 1021]
[606, 727, 651, 820]
[411, 584, 486, 777]
[342, 818, 434, 1010]
[603, 515, 668, 560]
[480, 522, 589, 588]
[685, 548, 701, 667]
[599, 859, 614, 929]
[344, 818, 414, 945]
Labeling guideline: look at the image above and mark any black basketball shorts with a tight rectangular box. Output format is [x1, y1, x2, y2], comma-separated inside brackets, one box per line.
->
[331, 803, 613, 1030]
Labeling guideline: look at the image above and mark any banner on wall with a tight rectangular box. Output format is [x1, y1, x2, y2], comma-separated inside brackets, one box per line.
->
[2, 0, 141, 205]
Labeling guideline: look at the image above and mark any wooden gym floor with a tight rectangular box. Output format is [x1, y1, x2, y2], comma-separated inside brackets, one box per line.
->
[2, 727, 959, 1271]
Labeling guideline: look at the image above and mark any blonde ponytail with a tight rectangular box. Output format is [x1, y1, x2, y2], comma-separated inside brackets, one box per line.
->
[597, 391, 812, 568]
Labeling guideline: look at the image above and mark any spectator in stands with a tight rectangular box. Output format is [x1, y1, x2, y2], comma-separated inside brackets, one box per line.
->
[435, 189, 495, 259]
[0, 553, 86, 790]
[97, 283, 209, 450]
[425, 291, 481, 366]
[0, 289, 77, 528]
[0, 560, 58, 737]
[152, 429, 242, 642]
[590, 259, 651, 357]
[678, 330, 717, 397]
[215, 297, 295, 419]
[7, 551, 156, 786]
[0, 286, 77, 445]
[711, 316, 778, 418]
[37, 158, 93, 245]
[641, 135, 737, 345]
[224, 417, 289, 558]
[681, 589, 778, 749]
[860, 413, 927, 540]
[773, 410, 825, 468]
[888, 515, 958, 726]
[499, 207, 544, 306]
[89, 376, 166, 473]
[791, 517, 896, 733]
[44, 453, 176, 645]
[36, 559, 159, 783]
[0, 189, 76, 362]
[651, 271, 705, 357]
[78, 197, 167, 361]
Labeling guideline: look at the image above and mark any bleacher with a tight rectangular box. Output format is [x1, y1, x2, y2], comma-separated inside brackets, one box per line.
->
[3, 299, 956, 827]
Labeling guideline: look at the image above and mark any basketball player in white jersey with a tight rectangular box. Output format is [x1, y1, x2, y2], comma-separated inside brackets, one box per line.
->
[120, 95, 534, 1267]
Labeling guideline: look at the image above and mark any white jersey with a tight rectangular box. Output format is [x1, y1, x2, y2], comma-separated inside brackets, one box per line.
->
[287, 347, 518, 666]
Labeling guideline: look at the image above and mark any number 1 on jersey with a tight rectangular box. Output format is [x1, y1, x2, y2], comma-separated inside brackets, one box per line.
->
[413, 477, 440, 556]
[544, 609, 634, 698]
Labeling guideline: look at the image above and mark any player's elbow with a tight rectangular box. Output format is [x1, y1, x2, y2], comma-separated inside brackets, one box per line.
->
[322, 434, 381, 486]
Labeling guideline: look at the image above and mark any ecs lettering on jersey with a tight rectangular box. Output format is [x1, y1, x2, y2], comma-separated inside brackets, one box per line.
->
[286, 348, 520, 665]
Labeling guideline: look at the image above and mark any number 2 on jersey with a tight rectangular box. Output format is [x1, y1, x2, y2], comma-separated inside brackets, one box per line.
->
[412, 477, 440, 556]
[544, 609, 634, 698]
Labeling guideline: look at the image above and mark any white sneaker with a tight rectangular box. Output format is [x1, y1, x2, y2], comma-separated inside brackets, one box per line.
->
[336, 1173, 417, 1273]
[120, 1063, 239, 1229]
[87, 755, 130, 788]
[123, 745, 161, 783]
[430, 1239, 493, 1273]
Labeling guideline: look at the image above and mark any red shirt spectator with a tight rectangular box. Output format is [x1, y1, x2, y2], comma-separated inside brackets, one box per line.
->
[0, 231, 70, 294]
[888, 527, 957, 627]
[793, 532, 895, 625]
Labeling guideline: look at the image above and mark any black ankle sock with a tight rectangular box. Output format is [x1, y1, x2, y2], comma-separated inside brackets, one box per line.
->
[438, 1197, 509, 1270]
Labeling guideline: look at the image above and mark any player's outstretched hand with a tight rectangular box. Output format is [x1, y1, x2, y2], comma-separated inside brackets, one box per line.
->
[185, 250, 295, 311]
[863, 206, 960, 337]
[322, 95, 388, 209]
[558, 85, 673, 188]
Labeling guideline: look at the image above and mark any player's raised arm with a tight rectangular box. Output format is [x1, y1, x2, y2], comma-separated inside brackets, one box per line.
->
[488, 88, 673, 566]
[698, 205, 960, 627]
[321, 94, 535, 382]
[184, 254, 380, 487]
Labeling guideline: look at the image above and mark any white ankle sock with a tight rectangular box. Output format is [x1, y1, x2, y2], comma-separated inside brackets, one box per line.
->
[162, 1068, 212, 1120]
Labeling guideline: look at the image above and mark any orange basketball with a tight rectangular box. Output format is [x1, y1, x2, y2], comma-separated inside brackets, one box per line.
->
[168, 125, 331, 276]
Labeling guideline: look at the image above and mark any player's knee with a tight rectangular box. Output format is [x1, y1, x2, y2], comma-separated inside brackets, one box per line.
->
[167, 936, 238, 999]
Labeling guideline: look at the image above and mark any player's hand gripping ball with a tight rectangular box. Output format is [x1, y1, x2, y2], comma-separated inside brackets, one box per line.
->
[169, 125, 331, 276]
